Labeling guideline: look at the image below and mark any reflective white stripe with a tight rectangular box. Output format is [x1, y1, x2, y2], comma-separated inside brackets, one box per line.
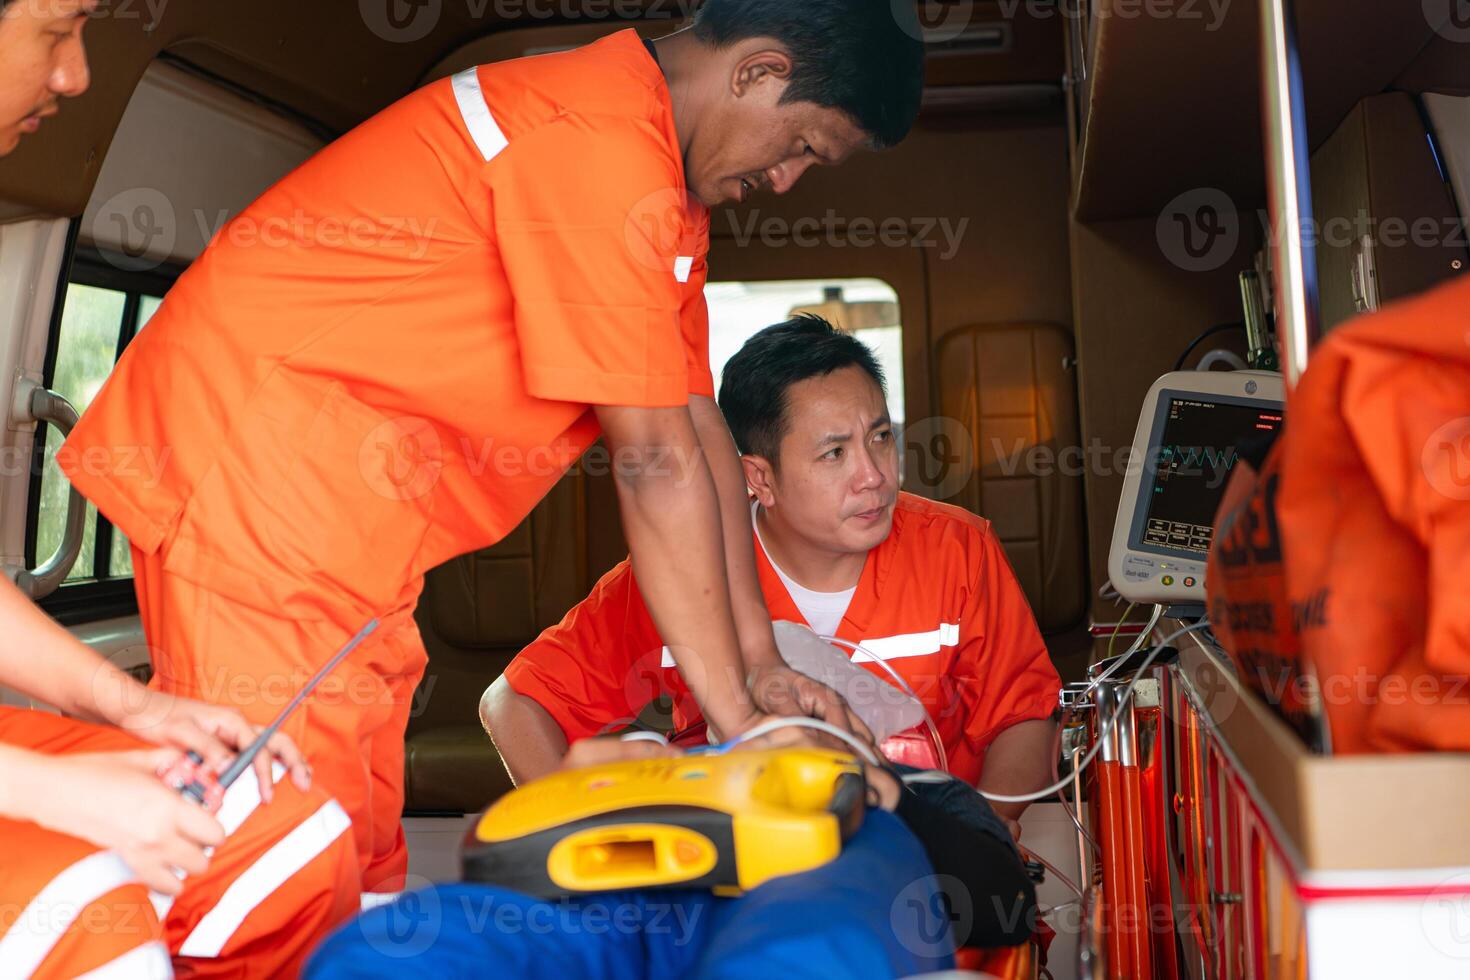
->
[361, 891, 402, 912]
[849, 624, 960, 662]
[74, 940, 172, 979]
[660, 646, 676, 668]
[0, 851, 138, 977]
[150, 763, 286, 920]
[178, 800, 352, 958]
[674, 255, 694, 283]
[451, 68, 508, 162]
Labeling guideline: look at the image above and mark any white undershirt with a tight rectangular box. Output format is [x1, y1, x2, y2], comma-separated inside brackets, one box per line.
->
[752, 502, 857, 639]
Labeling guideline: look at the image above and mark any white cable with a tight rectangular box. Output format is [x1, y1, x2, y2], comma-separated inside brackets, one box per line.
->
[903, 620, 1211, 805]
[618, 730, 672, 747]
[730, 715, 885, 766]
[819, 634, 949, 772]
[1197, 348, 1248, 372]
[1040, 900, 1082, 918]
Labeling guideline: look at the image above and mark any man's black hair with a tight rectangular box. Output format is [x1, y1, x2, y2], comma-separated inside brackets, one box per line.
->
[718, 314, 887, 464]
[692, 0, 926, 149]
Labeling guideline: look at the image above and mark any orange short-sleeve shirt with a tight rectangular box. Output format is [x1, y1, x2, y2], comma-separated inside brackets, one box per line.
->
[60, 31, 711, 622]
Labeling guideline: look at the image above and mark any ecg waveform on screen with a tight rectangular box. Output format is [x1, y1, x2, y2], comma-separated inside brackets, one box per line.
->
[1156, 445, 1240, 473]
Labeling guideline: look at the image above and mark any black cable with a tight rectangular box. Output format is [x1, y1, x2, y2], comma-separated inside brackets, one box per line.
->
[1172, 321, 1245, 372]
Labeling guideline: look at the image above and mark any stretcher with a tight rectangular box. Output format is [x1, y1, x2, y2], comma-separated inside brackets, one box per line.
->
[1067, 630, 1470, 979]
[306, 808, 956, 980]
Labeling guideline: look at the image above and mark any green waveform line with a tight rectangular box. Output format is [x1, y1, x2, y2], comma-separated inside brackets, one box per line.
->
[1157, 445, 1239, 471]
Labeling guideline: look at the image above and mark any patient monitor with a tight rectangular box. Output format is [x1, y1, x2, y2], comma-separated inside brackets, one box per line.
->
[1108, 371, 1284, 605]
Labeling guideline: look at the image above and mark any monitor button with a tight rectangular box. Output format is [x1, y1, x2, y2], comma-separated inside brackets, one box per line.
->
[1183, 576, 1196, 588]
[1161, 575, 1175, 586]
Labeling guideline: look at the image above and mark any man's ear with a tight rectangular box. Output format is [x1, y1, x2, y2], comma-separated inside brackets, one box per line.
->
[730, 47, 794, 99]
[741, 454, 778, 508]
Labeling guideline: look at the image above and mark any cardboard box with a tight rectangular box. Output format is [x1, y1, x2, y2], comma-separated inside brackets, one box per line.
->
[1175, 632, 1470, 872]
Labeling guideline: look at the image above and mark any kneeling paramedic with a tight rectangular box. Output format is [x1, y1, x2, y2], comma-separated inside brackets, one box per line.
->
[58, 0, 927, 892]
[484, 316, 1064, 836]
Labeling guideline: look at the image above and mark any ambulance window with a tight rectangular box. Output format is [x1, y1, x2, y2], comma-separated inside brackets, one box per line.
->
[704, 278, 904, 427]
[31, 255, 175, 598]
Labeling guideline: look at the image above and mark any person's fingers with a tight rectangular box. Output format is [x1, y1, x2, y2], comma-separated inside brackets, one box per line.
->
[158, 836, 211, 878]
[173, 803, 227, 849]
[253, 750, 275, 805]
[563, 736, 676, 770]
[730, 724, 816, 752]
[136, 747, 186, 775]
[265, 730, 306, 771]
[130, 856, 185, 896]
[184, 720, 234, 773]
[263, 732, 311, 792]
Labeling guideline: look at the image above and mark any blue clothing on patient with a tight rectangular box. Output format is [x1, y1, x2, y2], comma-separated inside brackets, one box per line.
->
[306, 809, 955, 980]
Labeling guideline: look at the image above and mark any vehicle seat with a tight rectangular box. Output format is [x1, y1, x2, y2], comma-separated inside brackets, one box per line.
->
[933, 321, 1087, 633]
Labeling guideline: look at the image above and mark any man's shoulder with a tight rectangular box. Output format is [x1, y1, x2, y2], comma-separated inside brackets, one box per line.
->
[477, 30, 668, 132]
[891, 493, 995, 546]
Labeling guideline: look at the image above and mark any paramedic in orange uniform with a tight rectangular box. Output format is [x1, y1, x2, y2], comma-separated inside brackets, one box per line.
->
[0, 4, 359, 975]
[59, 0, 927, 892]
[484, 316, 1063, 832]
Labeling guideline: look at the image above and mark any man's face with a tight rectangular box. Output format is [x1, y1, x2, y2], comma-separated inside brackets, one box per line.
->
[0, 0, 93, 157]
[685, 45, 870, 208]
[757, 364, 900, 557]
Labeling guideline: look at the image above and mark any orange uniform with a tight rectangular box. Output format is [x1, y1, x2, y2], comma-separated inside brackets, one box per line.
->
[0, 708, 359, 978]
[506, 493, 1062, 783]
[61, 30, 712, 889]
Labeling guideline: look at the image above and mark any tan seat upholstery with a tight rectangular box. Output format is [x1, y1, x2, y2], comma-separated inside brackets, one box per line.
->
[404, 462, 627, 814]
[932, 322, 1087, 633]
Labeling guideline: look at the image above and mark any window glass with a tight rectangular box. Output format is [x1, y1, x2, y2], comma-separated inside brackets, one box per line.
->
[703, 278, 904, 426]
[35, 285, 126, 581]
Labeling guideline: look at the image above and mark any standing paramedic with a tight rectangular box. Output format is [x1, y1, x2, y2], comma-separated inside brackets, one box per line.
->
[60, 0, 927, 892]
[0, 2, 359, 976]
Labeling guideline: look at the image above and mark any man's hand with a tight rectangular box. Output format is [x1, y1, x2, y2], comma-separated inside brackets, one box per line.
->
[745, 663, 874, 749]
[560, 736, 680, 771]
[112, 691, 311, 802]
[23, 749, 227, 894]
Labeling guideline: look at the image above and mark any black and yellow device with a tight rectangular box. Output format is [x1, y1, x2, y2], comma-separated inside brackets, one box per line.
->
[463, 747, 866, 898]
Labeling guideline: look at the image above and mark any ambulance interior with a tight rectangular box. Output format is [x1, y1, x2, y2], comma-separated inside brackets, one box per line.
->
[1, 1, 1468, 977]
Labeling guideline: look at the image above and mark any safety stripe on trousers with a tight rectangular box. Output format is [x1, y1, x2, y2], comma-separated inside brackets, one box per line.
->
[177, 799, 352, 958]
[149, 763, 285, 922]
[0, 851, 139, 978]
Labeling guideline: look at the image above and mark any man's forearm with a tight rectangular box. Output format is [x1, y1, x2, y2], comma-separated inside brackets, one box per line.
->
[686, 396, 781, 670]
[0, 579, 139, 724]
[597, 404, 758, 739]
[977, 717, 1058, 822]
[480, 678, 569, 786]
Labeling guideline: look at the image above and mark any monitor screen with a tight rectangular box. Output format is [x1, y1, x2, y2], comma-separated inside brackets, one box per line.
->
[1131, 393, 1284, 559]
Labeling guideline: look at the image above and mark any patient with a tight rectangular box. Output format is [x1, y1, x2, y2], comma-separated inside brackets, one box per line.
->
[482, 314, 1062, 835]
[304, 738, 1038, 978]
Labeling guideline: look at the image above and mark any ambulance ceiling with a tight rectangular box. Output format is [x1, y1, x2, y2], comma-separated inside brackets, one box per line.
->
[0, 0, 1465, 220]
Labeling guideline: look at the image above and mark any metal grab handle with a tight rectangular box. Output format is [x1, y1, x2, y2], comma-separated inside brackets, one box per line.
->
[1259, 0, 1321, 388]
[12, 380, 85, 599]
